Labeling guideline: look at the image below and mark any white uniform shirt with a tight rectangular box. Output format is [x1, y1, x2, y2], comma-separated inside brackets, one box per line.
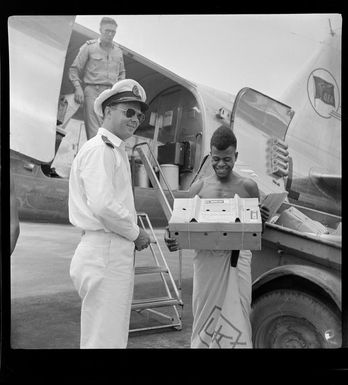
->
[69, 127, 139, 241]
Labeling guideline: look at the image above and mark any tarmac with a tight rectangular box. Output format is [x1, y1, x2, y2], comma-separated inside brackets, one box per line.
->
[7, 222, 347, 384]
[10, 221, 195, 349]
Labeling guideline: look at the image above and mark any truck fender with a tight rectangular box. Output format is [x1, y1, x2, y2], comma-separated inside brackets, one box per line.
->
[252, 264, 341, 310]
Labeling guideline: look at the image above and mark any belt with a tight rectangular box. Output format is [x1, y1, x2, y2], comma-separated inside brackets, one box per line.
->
[85, 84, 112, 89]
[82, 229, 114, 242]
[230, 250, 240, 267]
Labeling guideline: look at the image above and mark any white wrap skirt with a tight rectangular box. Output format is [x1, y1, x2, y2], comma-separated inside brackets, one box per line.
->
[191, 249, 253, 348]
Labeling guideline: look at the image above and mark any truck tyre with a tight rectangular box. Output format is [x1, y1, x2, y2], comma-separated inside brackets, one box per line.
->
[251, 289, 341, 348]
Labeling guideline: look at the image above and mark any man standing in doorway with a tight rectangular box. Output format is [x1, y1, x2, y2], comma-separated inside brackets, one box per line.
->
[69, 79, 152, 348]
[69, 16, 126, 140]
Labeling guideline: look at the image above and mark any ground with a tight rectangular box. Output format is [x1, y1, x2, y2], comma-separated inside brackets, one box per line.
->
[10, 221, 195, 349]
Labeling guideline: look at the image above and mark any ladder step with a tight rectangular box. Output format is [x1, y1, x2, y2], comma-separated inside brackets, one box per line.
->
[135, 266, 168, 275]
[132, 297, 182, 310]
[137, 212, 148, 217]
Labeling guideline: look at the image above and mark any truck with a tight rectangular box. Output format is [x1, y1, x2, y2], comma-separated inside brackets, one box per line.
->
[135, 141, 342, 349]
[251, 202, 341, 348]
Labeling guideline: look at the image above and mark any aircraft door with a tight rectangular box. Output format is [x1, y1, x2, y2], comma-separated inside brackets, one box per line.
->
[230, 88, 295, 197]
[9, 16, 76, 164]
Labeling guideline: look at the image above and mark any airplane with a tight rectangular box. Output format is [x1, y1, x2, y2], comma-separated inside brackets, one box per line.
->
[9, 16, 341, 227]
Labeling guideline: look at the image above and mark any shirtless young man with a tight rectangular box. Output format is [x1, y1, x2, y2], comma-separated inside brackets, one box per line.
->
[166, 125, 269, 348]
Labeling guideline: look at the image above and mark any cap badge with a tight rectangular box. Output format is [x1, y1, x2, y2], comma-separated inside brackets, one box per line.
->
[132, 85, 141, 97]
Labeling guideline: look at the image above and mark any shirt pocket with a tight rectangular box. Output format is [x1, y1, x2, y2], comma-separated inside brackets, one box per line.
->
[89, 53, 104, 71]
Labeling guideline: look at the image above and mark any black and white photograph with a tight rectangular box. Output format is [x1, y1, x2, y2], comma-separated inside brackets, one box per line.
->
[3, 12, 343, 379]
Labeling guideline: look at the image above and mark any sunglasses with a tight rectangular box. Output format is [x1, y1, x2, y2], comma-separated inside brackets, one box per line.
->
[110, 106, 145, 124]
[103, 29, 116, 35]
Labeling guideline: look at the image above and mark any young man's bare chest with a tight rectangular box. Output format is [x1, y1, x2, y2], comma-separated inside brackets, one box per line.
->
[199, 178, 252, 199]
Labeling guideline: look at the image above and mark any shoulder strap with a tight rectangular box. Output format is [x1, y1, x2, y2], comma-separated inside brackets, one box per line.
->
[101, 135, 114, 149]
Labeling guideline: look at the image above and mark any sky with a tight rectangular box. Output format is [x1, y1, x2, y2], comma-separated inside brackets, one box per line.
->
[75, 14, 342, 99]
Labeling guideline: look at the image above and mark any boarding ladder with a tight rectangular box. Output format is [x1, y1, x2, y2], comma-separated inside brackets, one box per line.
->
[130, 142, 183, 332]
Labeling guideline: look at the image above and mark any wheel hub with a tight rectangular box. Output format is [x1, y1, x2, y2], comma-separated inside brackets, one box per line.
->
[265, 316, 324, 348]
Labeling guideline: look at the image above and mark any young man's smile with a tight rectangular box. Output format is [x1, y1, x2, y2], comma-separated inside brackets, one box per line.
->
[211, 144, 238, 180]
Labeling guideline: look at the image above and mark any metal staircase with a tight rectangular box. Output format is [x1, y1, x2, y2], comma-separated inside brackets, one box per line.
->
[130, 143, 183, 333]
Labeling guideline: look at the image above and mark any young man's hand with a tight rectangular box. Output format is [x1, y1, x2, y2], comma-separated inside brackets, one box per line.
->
[164, 227, 180, 252]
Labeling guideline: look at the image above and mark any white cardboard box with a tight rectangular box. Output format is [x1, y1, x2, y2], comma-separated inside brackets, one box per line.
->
[168, 194, 262, 250]
[275, 206, 329, 235]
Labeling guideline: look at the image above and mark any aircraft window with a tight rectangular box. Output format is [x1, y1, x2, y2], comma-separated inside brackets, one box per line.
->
[232, 88, 293, 141]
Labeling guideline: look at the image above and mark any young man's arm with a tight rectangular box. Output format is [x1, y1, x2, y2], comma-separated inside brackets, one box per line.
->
[187, 179, 204, 198]
[172, 178, 204, 199]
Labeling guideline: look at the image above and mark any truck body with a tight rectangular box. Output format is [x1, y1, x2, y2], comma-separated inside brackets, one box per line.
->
[250, 202, 341, 348]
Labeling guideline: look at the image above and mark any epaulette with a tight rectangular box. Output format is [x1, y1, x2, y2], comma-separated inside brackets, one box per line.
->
[101, 135, 114, 149]
[86, 39, 97, 45]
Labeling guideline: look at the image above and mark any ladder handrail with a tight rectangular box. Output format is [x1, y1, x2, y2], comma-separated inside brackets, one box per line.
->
[138, 214, 174, 301]
[132, 142, 175, 201]
[140, 213, 182, 304]
[130, 142, 184, 333]
[132, 143, 182, 300]
[132, 142, 175, 221]
[131, 212, 183, 333]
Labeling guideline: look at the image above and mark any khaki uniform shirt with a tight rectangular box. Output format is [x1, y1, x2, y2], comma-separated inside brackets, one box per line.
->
[69, 38, 126, 88]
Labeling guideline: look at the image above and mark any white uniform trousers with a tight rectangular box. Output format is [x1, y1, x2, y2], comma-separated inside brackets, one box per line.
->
[70, 230, 135, 348]
[191, 249, 253, 348]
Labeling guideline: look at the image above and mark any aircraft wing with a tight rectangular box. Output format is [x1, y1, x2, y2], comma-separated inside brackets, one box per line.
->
[9, 16, 76, 164]
[310, 172, 341, 199]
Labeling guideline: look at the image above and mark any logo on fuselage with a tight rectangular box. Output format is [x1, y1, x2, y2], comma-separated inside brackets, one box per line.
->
[307, 68, 340, 119]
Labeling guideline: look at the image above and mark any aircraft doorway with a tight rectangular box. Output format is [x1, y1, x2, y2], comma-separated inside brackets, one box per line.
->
[132, 85, 203, 190]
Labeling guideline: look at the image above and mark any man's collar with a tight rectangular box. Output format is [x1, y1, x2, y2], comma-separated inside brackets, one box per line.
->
[98, 127, 124, 149]
[97, 38, 115, 48]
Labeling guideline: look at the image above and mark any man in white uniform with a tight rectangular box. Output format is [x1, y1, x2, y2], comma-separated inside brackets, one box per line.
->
[69, 79, 152, 348]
